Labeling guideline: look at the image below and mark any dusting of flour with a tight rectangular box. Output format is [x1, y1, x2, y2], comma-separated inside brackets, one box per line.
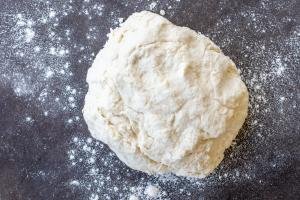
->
[1, 0, 299, 199]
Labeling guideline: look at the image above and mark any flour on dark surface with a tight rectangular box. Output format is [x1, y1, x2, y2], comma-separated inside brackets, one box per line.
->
[0, 0, 299, 199]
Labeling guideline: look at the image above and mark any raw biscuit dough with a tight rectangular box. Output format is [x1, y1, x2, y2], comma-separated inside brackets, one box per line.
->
[83, 11, 249, 177]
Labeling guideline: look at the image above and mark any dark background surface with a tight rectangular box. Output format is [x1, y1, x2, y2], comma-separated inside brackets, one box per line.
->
[0, 0, 299, 199]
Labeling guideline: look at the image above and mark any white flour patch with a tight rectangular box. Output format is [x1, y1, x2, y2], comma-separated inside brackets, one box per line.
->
[12, 73, 35, 96]
[144, 185, 160, 198]
[159, 9, 166, 16]
[128, 195, 139, 200]
[149, 2, 157, 10]
[70, 180, 80, 186]
[24, 28, 35, 43]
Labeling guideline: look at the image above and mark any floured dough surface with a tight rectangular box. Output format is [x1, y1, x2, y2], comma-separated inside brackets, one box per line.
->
[83, 11, 249, 177]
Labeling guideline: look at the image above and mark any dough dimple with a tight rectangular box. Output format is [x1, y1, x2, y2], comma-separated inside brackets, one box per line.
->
[83, 11, 249, 178]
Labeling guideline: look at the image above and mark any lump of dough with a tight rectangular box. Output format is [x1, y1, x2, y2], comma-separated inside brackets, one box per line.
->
[83, 11, 249, 178]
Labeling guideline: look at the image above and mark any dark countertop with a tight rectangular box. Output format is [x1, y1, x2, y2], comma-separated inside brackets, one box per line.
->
[0, 0, 299, 199]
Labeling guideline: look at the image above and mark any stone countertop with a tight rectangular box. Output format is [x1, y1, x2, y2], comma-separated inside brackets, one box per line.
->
[0, 0, 299, 199]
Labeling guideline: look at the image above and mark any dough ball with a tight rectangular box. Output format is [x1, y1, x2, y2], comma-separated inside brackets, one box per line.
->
[83, 11, 249, 177]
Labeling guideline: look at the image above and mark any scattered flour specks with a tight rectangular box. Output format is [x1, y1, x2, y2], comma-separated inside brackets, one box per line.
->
[1, 0, 298, 199]
[63, 0, 298, 199]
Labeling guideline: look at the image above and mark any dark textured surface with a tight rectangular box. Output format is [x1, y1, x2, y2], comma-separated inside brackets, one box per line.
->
[0, 0, 299, 199]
